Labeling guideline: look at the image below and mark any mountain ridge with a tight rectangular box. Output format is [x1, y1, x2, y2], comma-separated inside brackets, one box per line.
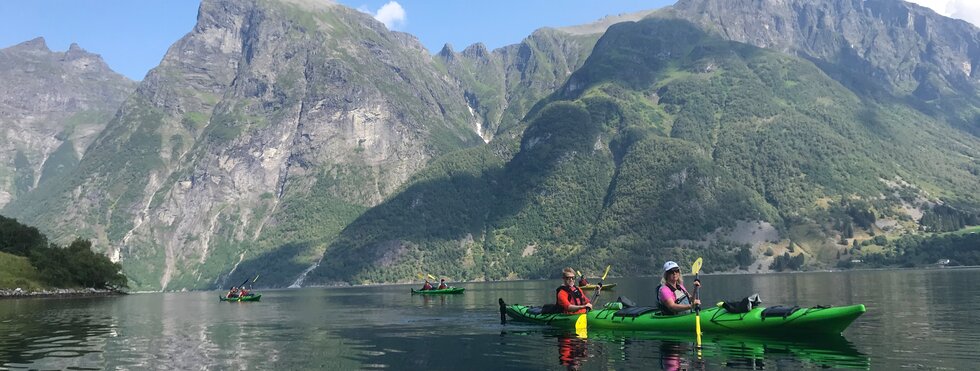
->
[0, 37, 135, 209]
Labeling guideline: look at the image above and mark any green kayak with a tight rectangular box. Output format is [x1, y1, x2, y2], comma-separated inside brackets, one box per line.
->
[411, 287, 465, 294]
[219, 293, 261, 302]
[501, 299, 865, 335]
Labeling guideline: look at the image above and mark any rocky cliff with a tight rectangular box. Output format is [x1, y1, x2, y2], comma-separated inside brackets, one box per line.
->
[6, 0, 483, 290]
[0, 38, 134, 208]
[667, 0, 980, 133]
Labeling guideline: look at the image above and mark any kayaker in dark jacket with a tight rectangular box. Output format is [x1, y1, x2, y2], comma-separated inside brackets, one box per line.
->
[557, 267, 592, 314]
[657, 261, 700, 315]
[421, 279, 433, 290]
[437, 278, 448, 289]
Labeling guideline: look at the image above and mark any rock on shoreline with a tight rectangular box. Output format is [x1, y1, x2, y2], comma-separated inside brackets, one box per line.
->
[0, 287, 127, 299]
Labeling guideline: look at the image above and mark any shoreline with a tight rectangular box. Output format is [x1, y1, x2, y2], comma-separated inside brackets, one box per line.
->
[0, 288, 128, 300]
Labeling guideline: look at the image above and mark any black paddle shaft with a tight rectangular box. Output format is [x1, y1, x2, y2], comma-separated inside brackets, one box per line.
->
[498, 298, 507, 325]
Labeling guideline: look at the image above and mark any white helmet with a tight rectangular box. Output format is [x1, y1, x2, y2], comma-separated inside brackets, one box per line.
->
[663, 261, 679, 272]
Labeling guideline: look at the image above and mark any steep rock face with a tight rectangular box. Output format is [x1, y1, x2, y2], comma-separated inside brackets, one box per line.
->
[0, 38, 135, 208]
[437, 28, 603, 142]
[7, 0, 481, 290]
[669, 0, 980, 119]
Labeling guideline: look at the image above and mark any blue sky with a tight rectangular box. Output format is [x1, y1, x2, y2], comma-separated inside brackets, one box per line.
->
[0, 0, 675, 81]
[2, 1, 970, 82]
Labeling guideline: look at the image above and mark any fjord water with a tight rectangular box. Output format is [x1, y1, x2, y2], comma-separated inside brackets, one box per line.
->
[2, 268, 977, 370]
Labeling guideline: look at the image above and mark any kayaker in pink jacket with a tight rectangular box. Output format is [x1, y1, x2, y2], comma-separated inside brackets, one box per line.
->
[657, 261, 700, 315]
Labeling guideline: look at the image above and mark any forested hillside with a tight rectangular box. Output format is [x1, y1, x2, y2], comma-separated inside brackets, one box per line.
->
[305, 17, 979, 285]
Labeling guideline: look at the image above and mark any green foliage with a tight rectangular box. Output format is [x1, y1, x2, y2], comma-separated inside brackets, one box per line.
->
[0, 215, 127, 289]
[36, 139, 79, 188]
[0, 215, 47, 256]
[861, 232, 980, 267]
[13, 150, 33, 196]
[921, 204, 979, 232]
[770, 252, 805, 271]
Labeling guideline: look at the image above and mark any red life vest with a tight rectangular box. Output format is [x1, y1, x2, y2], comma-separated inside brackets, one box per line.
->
[556, 285, 590, 314]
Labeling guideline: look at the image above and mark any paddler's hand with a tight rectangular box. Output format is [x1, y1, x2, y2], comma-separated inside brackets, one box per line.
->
[693, 279, 701, 288]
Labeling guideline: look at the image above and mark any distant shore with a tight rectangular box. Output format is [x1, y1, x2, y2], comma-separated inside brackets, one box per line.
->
[0, 288, 127, 300]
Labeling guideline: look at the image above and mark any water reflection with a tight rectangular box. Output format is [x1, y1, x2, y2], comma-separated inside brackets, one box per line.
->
[557, 333, 588, 370]
[499, 327, 869, 370]
[0, 297, 117, 369]
[3, 269, 979, 369]
[658, 340, 698, 371]
[420, 294, 448, 307]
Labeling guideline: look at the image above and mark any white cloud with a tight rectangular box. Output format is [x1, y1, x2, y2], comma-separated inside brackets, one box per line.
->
[947, 1, 980, 27]
[907, 0, 980, 27]
[906, 0, 949, 14]
[373, 1, 406, 30]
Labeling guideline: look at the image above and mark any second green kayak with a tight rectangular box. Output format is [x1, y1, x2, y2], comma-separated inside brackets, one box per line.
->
[411, 287, 465, 294]
[219, 294, 261, 302]
[502, 300, 865, 335]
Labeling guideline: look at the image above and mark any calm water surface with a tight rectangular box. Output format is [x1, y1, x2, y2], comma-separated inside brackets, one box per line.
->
[1, 268, 978, 370]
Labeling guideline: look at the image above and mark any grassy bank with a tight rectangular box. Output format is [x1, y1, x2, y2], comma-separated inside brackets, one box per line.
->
[0, 251, 47, 290]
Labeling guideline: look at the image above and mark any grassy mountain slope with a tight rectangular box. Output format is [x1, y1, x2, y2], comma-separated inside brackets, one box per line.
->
[307, 17, 979, 284]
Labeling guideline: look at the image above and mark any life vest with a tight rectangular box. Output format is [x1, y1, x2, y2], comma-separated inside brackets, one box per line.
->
[556, 285, 589, 307]
[656, 283, 691, 315]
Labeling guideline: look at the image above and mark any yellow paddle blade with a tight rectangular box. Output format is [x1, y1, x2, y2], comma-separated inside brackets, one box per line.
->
[691, 257, 703, 275]
[252, 274, 260, 283]
[575, 313, 587, 338]
[601, 265, 611, 280]
[576, 270, 582, 277]
[417, 273, 425, 279]
[427, 274, 437, 280]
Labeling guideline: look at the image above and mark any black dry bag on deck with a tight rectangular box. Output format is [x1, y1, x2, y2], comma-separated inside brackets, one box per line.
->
[722, 293, 762, 314]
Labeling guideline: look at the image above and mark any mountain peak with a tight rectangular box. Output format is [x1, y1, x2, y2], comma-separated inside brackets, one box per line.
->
[437, 43, 456, 60]
[461, 43, 489, 59]
[9, 37, 50, 53]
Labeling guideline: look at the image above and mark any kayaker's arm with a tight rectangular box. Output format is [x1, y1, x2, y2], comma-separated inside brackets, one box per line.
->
[661, 281, 702, 312]
[567, 303, 593, 312]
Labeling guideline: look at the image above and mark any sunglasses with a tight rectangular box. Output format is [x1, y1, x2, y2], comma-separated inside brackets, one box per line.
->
[563, 276, 576, 279]
[668, 269, 681, 274]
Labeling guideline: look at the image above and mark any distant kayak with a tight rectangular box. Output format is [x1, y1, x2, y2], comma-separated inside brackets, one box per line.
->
[411, 287, 465, 294]
[580, 283, 616, 290]
[501, 300, 865, 335]
[219, 294, 261, 302]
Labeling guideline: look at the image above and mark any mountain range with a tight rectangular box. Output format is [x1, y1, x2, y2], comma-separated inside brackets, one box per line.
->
[3, 0, 978, 290]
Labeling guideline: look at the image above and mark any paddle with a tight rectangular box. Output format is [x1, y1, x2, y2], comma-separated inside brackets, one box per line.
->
[589, 265, 612, 303]
[691, 257, 704, 355]
[575, 265, 610, 339]
[574, 311, 588, 338]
